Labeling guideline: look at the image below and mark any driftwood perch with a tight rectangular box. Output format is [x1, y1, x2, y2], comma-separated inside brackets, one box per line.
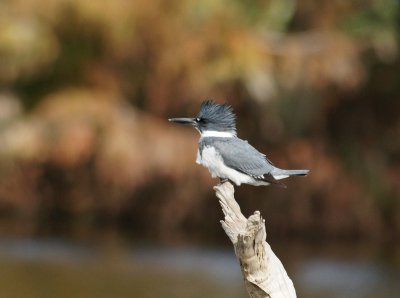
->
[214, 182, 296, 298]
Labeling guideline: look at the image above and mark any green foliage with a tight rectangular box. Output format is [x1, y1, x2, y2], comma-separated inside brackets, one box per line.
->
[341, 0, 399, 37]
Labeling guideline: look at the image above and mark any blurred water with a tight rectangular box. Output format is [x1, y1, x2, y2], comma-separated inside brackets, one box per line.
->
[0, 238, 398, 298]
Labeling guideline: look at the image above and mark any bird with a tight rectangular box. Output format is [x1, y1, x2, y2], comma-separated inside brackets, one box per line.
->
[169, 100, 309, 187]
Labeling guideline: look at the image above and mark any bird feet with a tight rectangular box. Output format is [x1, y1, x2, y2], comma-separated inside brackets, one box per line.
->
[218, 178, 230, 185]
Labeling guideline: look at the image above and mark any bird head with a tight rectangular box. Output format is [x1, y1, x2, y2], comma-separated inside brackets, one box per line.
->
[169, 100, 237, 136]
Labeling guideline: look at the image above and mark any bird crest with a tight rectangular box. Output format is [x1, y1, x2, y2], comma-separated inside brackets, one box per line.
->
[197, 100, 237, 133]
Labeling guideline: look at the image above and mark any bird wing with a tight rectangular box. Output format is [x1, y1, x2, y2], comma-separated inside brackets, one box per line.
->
[201, 137, 275, 178]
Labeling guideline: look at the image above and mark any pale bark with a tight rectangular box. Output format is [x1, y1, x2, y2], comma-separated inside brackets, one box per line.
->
[214, 181, 296, 298]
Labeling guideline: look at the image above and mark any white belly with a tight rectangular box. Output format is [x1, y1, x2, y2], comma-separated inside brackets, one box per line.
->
[196, 147, 269, 186]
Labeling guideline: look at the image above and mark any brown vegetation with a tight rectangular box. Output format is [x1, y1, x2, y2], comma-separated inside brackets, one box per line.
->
[0, 0, 399, 242]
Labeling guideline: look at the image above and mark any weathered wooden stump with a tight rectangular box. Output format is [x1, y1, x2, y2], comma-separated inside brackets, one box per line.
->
[214, 181, 296, 298]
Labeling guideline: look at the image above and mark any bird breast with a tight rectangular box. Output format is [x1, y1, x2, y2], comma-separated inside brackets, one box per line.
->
[197, 146, 259, 186]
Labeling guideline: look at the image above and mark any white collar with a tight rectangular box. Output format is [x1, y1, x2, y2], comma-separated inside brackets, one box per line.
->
[200, 130, 235, 138]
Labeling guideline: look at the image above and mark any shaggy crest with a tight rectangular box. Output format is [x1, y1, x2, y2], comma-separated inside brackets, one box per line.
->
[197, 100, 237, 133]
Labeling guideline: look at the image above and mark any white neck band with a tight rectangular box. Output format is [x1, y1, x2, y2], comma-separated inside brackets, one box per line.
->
[201, 130, 235, 138]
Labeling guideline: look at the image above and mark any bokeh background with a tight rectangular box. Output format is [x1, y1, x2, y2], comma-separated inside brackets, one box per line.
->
[0, 0, 399, 297]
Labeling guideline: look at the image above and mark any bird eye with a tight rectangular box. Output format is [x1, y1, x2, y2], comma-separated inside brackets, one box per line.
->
[195, 117, 207, 124]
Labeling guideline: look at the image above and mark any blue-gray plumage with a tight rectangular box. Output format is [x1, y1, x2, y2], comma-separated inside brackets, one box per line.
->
[169, 100, 309, 187]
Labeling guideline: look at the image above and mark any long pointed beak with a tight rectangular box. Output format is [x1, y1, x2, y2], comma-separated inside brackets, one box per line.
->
[168, 117, 197, 126]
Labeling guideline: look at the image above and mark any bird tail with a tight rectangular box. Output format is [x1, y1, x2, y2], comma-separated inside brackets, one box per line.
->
[280, 169, 309, 176]
[271, 169, 309, 180]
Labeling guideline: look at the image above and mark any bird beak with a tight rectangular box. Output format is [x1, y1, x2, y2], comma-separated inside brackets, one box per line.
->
[168, 117, 197, 126]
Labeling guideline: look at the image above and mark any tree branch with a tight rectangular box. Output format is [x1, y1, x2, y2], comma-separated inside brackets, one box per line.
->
[214, 181, 296, 298]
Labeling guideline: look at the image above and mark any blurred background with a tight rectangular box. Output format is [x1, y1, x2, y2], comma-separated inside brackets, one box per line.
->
[0, 0, 400, 297]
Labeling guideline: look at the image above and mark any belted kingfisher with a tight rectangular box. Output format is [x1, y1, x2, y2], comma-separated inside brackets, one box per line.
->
[169, 100, 309, 187]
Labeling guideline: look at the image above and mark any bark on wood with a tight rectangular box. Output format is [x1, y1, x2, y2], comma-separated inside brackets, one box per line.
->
[214, 181, 296, 298]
